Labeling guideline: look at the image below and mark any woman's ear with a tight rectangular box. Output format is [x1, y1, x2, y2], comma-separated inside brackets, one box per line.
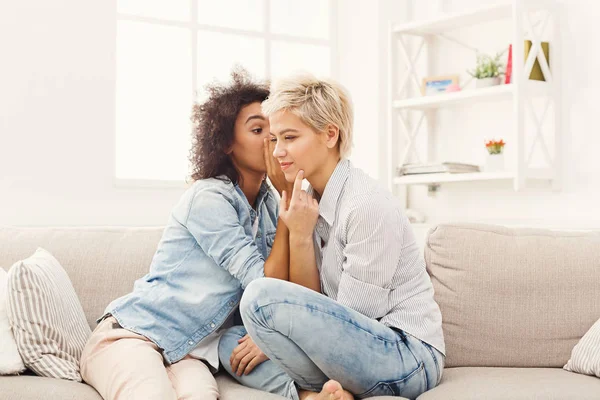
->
[325, 124, 340, 150]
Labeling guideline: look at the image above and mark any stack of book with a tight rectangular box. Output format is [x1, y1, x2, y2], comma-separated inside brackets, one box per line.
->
[397, 162, 480, 176]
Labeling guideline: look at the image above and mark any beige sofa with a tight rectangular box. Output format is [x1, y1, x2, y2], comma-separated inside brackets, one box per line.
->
[0, 223, 599, 399]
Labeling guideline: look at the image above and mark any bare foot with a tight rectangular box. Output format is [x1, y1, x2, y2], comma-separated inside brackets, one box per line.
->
[299, 380, 354, 400]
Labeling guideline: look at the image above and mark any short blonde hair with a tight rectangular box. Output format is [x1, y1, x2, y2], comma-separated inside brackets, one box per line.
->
[262, 73, 354, 158]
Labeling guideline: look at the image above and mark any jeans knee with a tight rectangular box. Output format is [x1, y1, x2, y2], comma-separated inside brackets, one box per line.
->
[241, 278, 293, 333]
[223, 324, 247, 340]
[241, 278, 270, 320]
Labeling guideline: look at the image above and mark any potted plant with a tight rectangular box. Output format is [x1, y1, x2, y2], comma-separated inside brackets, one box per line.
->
[485, 139, 506, 172]
[469, 52, 505, 88]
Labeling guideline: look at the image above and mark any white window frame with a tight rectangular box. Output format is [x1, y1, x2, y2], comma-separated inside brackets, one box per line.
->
[114, 0, 339, 189]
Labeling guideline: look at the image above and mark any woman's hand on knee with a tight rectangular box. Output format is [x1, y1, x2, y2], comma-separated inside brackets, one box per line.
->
[229, 334, 269, 376]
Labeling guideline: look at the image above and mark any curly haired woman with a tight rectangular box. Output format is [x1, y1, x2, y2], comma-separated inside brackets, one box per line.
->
[79, 68, 292, 400]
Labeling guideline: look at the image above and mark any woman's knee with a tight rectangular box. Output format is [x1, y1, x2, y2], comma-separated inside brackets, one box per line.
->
[175, 376, 219, 400]
[240, 278, 288, 319]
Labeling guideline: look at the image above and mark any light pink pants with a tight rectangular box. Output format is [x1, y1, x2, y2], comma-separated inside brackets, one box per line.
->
[80, 317, 219, 400]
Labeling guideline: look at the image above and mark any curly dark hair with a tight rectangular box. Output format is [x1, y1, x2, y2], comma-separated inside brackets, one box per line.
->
[189, 67, 269, 184]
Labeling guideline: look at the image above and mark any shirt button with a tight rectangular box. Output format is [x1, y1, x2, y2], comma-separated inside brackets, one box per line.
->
[210, 323, 216, 328]
[228, 301, 234, 306]
[188, 340, 194, 345]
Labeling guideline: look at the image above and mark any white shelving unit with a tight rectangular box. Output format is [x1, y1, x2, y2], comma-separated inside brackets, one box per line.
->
[394, 171, 514, 185]
[392, 3, 514, 36]
[387, 0, 561, 193]
[393, 84, 514, 110]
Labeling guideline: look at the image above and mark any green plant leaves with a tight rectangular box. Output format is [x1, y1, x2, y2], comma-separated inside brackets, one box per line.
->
[468, 52, 505, 79]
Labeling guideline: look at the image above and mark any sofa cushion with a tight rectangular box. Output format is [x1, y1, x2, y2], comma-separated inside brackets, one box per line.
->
[417, 367, 600, 400]
[7, 248, 91, 381]
[0, 375, 102, 400]
[425, 224, 600, 368]
[216, 373, 288, 400]
[0, 227, 164, 329]
[0, 373, 404, 400]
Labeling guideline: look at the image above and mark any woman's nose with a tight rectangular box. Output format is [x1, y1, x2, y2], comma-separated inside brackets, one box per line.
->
[273, 141, 286, 158]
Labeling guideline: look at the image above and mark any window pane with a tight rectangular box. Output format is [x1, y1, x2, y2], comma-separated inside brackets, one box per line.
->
[117, 0, 190, 22]
[271, 41, 330, 79]
[116, 21, 192, 181]
[197, 31, 266, 100]
[270, 0, 329, 40]
[198, 0, 264, 32]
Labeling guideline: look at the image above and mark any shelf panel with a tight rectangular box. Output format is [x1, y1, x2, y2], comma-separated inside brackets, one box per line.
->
[393, 171, 514, 185]
[392, 3, 512, 35]
[393, 84, 514, 110]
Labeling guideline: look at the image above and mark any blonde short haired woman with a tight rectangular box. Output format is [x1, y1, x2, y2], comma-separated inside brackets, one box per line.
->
[219, 73, 446, 400]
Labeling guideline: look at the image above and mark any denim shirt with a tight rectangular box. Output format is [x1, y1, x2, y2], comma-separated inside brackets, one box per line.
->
[103, 177, 278, 364]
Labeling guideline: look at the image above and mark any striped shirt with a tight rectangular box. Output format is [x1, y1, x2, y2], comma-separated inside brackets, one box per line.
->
[307, 159, 445, 355]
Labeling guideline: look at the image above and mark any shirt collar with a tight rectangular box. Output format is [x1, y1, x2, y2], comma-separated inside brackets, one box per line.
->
[307, 159, 351, 226]
[234, 179, 270, 212]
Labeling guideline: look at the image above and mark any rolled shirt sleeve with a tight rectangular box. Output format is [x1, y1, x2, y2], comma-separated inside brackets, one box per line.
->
[184, 187, 265, 289]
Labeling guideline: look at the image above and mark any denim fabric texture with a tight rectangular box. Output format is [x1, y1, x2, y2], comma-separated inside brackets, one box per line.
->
[104, 178, 278, 364]
[219, 278, 444, 400]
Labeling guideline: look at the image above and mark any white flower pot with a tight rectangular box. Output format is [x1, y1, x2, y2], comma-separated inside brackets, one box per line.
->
[485, 153, 505, 172]
[476, 77, 502, 88]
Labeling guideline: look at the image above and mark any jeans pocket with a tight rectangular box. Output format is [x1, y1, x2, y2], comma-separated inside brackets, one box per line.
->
[265, 231, 276, 247]
[357, 362, 427, 400]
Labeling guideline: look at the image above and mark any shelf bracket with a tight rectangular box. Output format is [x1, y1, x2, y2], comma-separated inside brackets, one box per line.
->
[523, 10, 552, 82]
[525, 97, 554, 168]
[436, 33, 480, 53]
[397, 35, 425, 97]
[398, 112, 425, 166]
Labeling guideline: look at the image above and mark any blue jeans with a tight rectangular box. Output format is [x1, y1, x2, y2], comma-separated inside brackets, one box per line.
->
[218, 278, 444, 400]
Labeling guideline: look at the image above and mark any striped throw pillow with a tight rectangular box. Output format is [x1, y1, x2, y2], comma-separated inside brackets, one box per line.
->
[0, 267, 26, 375]
[6, 248, 91, 381]
[564, 317, 600, 378]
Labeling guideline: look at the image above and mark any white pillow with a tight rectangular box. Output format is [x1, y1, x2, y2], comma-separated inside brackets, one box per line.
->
[564, 317, 600, 378]
[0, 267, 26, 375]
[7, 248, 91, 381]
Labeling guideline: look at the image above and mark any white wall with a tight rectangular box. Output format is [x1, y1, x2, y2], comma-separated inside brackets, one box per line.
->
[336, 0, 381, 179]
[0, 0, 391, 227]
[337, 0, 410, 185]
[2, 0, 599, 230]
[0, 2, 207, 227]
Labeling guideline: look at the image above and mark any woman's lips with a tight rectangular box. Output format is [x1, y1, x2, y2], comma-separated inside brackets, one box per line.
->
[280, 162, 293, 171]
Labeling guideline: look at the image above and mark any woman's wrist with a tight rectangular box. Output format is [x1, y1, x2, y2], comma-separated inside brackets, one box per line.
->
[276, 217, 289, 232]
[289, 233, 313, 247]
